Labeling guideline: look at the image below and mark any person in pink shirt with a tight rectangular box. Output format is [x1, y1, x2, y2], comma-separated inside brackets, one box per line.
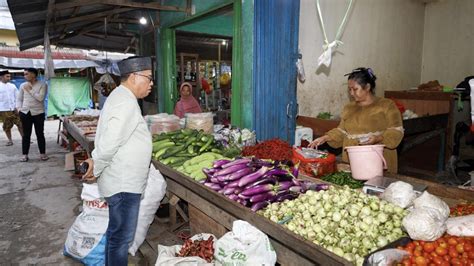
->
[174, 82, 202, 118]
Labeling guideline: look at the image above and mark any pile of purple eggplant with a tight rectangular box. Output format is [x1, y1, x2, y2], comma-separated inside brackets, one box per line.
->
[201, 157, 330, 212]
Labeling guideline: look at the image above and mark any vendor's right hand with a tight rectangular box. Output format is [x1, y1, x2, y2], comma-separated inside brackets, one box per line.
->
[309, 135, 330, 149]
[81, 158, 97, 183]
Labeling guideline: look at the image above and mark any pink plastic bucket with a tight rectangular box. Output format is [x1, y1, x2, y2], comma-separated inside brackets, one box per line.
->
[345, 144, 387, 180]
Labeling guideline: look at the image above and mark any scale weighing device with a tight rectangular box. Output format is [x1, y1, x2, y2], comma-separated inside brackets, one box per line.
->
[362, 176, 428, 196]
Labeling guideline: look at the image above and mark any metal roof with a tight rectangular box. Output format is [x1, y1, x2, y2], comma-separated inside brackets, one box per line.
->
[0, 46, 86, 59]
[7, 0, 186, 53]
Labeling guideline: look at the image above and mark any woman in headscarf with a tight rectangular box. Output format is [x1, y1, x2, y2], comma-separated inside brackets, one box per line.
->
[174, 82, 202, 118]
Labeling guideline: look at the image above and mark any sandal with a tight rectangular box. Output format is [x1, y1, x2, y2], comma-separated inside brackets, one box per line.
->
[40, 155, 50, 161]
[6, 141, 13, 146]
[20, 156, 29, 162]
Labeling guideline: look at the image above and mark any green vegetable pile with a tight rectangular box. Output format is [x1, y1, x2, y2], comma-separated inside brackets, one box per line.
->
[259, 186, 408, 265]
[320, 171, 365, 189]
[152, 129, 223, 168]
[175, 152, 226, 181]
[316, 112, 332, 120]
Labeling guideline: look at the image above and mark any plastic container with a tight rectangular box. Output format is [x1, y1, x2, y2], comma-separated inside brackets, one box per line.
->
[146, 113, 180, 134]
[185, 112, 214, 134]
[292, 147, 336, 178]
[345, 145, 387, 180]
[294, 126, 313, 147]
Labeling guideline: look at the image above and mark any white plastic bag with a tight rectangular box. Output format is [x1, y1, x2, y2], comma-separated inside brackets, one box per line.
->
[381, 181, 417, 208]
[447, 214, 474, 237]
[64, 183, 108, 266]
[214, 220, 276, 266]
[155, 234, 215, 266]
[402, 208, 446, 241]
[186, 112, 214, 134]
[129, 165, 167, 255]
[366, 249, 409, 266]
[413, 191, 450, 220]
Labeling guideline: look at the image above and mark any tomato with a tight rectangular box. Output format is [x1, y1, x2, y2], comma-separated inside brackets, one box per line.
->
[439, 241, 448, 249]
[451, 257, 462, 265]
[415, 256, 428, 265]
[448, 237, 459, 246]
[468, 250, 474, 259]
[432, 256, 444, 265]
[465, 242, 473, 252]
[424, 243, 436, 253]
[414, 250, 423, 257]
[436, 246, 448, 256]
[443, 254, 451, 261]
[457, 243, 465, 253]
[449, 247, 459, 259]
[407, 242, 416, 250]
[401, 258, 412, 266]
[439, 261, 450, 266]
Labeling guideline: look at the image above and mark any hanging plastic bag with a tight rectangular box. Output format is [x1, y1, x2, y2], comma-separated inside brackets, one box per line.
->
[94, 73, 117, 97]
[296, 49, 306, 83]
[214, 220, 276, 265]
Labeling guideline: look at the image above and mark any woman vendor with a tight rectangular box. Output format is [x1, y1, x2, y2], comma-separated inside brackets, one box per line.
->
[309, 67, 404, 173]
[174, 82, 202, 118]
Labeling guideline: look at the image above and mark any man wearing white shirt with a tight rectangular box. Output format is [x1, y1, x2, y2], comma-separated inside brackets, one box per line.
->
[0, 70, 23, 146]
[82, 57, 154, 266]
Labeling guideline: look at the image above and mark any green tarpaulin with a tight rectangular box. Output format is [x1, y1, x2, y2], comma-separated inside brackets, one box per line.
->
[47, 77, 91, 117]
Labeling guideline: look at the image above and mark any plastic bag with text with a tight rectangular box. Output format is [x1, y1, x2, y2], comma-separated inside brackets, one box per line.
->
[64, 183, 108, 266]
[214, 220, 276, 266]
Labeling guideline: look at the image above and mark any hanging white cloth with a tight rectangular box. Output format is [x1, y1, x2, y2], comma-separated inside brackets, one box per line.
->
[315, 0, 355, 68]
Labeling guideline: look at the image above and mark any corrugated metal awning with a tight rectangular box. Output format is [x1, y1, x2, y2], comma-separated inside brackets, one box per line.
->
[6, 0, 187, 53]
[0, 57, 99, 69]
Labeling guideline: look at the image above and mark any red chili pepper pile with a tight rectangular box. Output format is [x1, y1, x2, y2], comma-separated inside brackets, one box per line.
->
[450, 203, 474, 217]
[242, 139, 293, 161]
[176, 236, 214, 262]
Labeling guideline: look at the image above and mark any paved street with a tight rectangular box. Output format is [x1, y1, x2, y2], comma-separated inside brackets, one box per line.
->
[0, 119, 82, 265]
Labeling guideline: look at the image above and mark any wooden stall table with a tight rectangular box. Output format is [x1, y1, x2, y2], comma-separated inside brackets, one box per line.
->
[151, 161, 351, 266]
[62, 117, 95, 155]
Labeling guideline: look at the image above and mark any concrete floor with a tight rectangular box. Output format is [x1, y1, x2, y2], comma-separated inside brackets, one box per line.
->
[0, 120, 83, 265]
[0, 119, 182, 265]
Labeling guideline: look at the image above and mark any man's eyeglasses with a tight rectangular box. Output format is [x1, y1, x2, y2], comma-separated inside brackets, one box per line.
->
[134, 73, 153, 82]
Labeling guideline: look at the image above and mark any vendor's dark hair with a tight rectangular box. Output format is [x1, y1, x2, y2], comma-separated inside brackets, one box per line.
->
[25, 68, 39, 76]
[345, 67, 377, 93]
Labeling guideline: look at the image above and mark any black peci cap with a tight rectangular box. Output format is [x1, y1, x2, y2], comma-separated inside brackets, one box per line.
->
[117, 56, 152, 75]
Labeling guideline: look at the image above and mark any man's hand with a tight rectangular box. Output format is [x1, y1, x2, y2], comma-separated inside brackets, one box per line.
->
[81, 158, 97, 183]
[23, 83, 33, 92]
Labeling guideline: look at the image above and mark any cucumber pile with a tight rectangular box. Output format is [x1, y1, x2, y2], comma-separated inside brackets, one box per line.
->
[152, 129, 223, 168]
[175, 152, 227, 181]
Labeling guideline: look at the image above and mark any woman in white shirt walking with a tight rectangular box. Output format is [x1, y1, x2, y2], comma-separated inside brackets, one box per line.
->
[16, 68, 48, 162]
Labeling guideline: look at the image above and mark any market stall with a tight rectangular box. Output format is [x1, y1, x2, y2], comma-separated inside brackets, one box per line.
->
[153, 160, 349, 265]
[138, 128, 473, 266]
[61, 115, 97, 155]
